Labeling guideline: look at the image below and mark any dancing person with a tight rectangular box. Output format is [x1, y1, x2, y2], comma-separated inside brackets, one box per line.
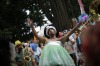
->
[27, 17, 82, 66]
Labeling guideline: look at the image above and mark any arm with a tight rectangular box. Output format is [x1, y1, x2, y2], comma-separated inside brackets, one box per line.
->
[59, 22, 82, 43]
[69, 39, 75, 44]
[29, 48, 34, 56]
[28, 18, 46, 44]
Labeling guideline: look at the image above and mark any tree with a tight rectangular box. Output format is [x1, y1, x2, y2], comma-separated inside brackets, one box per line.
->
[0, 0, 44, 42]
[0, 0, 93, 42]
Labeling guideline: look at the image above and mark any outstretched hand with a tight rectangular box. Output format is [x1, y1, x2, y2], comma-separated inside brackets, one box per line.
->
[27, 18, 33, 27]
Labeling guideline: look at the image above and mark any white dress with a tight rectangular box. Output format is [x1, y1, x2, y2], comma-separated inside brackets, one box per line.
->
[39, 41, 75, 66]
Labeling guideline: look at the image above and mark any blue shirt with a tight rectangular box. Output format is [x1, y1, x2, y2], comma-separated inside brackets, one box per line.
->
[30, 43, 37, 52]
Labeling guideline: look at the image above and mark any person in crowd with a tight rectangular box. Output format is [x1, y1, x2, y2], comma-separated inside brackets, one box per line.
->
[15, 40, 23, 66]
[69, 32, 79, 66]
[74, 30, 84, 66]
[27, 17, 82, 66]
[63, 34, 75, 62]
[9, 41, 17, 66]
[58, 32, 64, 38]
[75, 30, 81, 52]
[37, 42, 43, 60]
[29, 39, 38, 65]
[23, 42, 36, 66]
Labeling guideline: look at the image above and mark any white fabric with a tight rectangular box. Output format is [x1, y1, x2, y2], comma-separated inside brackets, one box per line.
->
[34, 51, 38, 56]
[46, 41, 61, 46]
[39, 40, 76, 66]
[24, 43, 29, 47]
[37, 47, 42, 56]
[69, 34, 75, 42]
[73, 43, 79, 60]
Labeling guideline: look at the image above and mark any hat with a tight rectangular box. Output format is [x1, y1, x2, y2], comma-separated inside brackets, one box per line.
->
[15, 40, 22, 47]
[44, 24, 59, 38]
[46, 26, 57, 36]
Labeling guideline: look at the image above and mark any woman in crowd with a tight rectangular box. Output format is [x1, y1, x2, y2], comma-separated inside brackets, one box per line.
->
[27, 17, 82, 66]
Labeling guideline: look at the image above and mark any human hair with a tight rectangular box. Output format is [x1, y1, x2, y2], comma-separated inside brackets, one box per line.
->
[38, 43, 41, 48]
[44, 24, 59, 38]
[48, 28, 55, 35]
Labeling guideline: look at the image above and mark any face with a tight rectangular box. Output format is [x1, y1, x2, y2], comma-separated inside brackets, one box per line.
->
[16, 44, 23, 53]
[16, 44, 22, 48]
[48, 28, 56, 36]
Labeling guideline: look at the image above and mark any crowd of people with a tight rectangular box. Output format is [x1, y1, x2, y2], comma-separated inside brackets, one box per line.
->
[14, 31, 80, 66]
[0, 17, 100, 66]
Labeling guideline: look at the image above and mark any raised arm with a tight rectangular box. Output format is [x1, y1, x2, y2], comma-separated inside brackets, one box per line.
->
[27, 18, 46, 44]
[59, 22, 82, 43]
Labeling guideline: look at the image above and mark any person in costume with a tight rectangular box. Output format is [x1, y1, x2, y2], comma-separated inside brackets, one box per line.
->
[27, 17, 82, 66]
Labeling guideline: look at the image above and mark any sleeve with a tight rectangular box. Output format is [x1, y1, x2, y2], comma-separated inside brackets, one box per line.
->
[30, 44, 32, 48]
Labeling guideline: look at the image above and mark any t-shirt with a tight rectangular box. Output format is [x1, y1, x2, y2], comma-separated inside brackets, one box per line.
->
[37, 47, 42, 56]
[30, 43, 37, 51]
[30, 43, 38, 55]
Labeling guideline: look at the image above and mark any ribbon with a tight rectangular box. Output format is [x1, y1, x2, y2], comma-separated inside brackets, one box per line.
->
[78, 0, 85, 14]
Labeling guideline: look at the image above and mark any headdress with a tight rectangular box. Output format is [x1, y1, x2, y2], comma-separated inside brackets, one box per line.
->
[46, 26, 57, 36]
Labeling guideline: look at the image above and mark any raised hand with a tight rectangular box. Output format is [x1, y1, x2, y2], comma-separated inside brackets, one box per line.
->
[26, 18, 33, 27]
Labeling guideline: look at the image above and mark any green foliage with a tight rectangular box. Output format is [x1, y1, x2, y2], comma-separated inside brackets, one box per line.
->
[0, 0, 44, 42]
[82, 0, 93, 14]
[0, 0, 93, 42]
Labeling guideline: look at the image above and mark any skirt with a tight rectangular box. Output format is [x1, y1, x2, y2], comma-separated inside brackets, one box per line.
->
[39, 44, 75, 66]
